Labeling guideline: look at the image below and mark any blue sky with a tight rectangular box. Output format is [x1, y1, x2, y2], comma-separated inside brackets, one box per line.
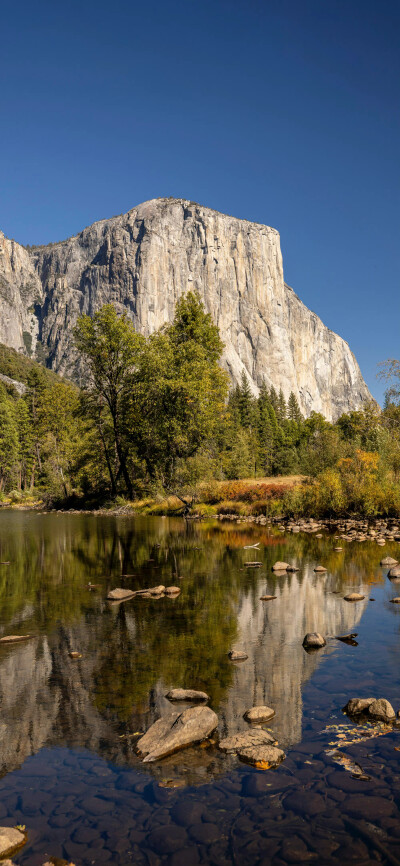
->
[1, 0, 398, 403]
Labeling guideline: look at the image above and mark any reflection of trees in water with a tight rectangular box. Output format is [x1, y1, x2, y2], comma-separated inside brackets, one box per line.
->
[0, 514, 389, 783]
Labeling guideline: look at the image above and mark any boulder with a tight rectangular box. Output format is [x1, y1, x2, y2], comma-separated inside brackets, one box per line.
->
[272, 562, 289, 571]
[0, 827, 26, 858]
[343, 698, 375, 716]
[388, 566, 400, 579]
[302, 633, 326, 649]
[368, 699, 396, 723]
[380, 557, 399, 567]
[243, 706, 275, 723]
[390, 597, 400, 604]
[228, 649, 248, 661]
[149, 585, 165, 595]
[219, 729, 277, 753]
[314, 565, 327, 573]
[165, 688, 209, 702]
[237, 744, 285, 769]
[107, 588, 135, 601]
[164, 586, 181, 595]
[344, 592, 365, 601]
[136, 706, 218, 762]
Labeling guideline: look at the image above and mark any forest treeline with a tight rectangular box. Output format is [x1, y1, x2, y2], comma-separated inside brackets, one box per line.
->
[0, 293, 398, 517]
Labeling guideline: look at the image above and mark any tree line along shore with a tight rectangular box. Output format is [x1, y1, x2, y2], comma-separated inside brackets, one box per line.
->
[0, 293, 398, 519]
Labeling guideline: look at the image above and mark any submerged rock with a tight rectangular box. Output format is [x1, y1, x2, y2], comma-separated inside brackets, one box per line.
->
[243, 706, 275, 723]
[344, 592, 365, 601]
[107, 588, 135, 602]
[228, 649, 248, 661]
[0, 827, 26, 858]
[166, 689, 209, 702]
[136, 706, 218, 762]
[219, 728, 277, 753]
[302, 632, 326, 649]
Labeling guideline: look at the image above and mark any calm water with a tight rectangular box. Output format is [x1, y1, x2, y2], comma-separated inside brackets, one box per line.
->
[0, 512, 399, 865]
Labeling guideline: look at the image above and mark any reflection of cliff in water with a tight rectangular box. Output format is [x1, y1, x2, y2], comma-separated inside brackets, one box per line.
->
[0, 567, 365, 783]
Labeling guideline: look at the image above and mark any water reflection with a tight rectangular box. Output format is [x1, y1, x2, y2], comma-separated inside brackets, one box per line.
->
[0, 512, 378, 786]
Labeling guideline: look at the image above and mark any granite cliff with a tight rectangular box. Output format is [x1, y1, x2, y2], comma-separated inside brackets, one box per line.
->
[0, 197, 371, 419]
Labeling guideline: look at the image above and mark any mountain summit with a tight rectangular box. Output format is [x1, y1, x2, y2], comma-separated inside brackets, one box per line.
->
[0, 198, 371, 420]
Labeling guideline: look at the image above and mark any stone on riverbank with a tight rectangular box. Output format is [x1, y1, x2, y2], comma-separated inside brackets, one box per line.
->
[228, 649, 248, 661]
[243, 706, 275, 723]
[219, 729, 277, 753]
[137, 706, 218, 762]
[302, 633, 326, 649]
[0, 827, 26, 858]
[272, 562, 289, 571]
[344, 593, 365, 601]
[107, 588, 135, 601]
[166, 689, 209, 702]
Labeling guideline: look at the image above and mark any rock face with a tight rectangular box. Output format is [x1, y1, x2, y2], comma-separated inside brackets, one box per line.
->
[0, 198, 372, 420]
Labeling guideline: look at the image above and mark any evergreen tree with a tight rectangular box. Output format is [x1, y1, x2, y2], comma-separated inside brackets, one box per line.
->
[288, 391, 303, 423]
[238, 371, 254, 428]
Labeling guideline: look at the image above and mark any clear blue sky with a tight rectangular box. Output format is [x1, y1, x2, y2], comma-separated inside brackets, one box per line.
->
[1, 0, 398, 403]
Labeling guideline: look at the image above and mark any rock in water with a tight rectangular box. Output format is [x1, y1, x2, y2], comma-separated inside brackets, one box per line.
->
[164, 586, 181, 595]
[0, 200, 372, 420]
[0, 827, 26, 858]
[381, 557, 399, 567]
[260, 595, 277, 601]
[237, 744, 285, 769]
[136, 706, 218, 762]
[243, 706, 275, 723]
[0, 635, 33, 644]
[314, 565, 327, 573]
[344, 592, 365, 602]
[219, 729, 277, 752]
[302, 632, 326, 649]
[228, 649, 248, 661]
[367, 699, 396, 722]
[390, 597, 400, 604]
[343, 698, 376, 716]
[388, 566, 400, 579]
[107, 588, 135, 601]
[272, 562, 289, 572]
[165, 689, 209, 702]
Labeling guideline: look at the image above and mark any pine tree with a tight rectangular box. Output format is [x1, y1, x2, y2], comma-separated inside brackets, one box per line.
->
[277, 389, 287, 423]
[288, 391, 303, 423]
[238, 371, 254, 428]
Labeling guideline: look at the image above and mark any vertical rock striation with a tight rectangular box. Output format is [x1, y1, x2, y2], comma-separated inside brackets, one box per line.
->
[0, 198, 371, 419]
